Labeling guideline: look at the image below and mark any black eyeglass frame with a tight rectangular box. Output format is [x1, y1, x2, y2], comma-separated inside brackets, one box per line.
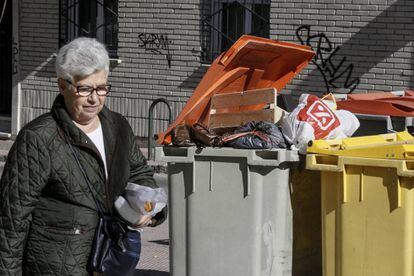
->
[63, 79, 111, 97]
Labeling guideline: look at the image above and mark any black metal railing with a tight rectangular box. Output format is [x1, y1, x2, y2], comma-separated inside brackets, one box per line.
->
[201, 0, 270, 63]
[59, 0, 118, 57]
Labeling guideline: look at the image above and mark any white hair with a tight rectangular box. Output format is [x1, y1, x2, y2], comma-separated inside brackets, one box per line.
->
[56, 37, 109, 82]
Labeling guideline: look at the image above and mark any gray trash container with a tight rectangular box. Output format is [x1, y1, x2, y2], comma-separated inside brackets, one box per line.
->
[352, 113, 413, 137]
[156, 146, 299, 276]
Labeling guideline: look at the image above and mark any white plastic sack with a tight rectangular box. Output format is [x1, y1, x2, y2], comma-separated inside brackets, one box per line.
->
[281, 94, 359, 153]
[335, 109, 360, 137]
[114, 196, 142, 226]
[115, 183, 167, 226]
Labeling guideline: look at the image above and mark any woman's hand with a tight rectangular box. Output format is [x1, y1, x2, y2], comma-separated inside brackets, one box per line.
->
[134, 215, 153, 228]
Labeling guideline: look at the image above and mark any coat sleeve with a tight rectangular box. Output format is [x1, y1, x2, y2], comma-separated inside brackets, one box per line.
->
[127, 126, 167, 226]
[0, 130, 50, 275]
[127, 126, 156, 188]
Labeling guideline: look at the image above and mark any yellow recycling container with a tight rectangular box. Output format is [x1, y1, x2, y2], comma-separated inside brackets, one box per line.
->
[306, 131, 414, 276]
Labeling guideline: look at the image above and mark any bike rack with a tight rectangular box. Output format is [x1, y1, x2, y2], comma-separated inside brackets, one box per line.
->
[147, 98, 173, 160]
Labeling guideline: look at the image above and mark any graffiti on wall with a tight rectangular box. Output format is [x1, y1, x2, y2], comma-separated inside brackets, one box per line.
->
[138, 33, 172, 68]
[12, 36, 19, 75]
[296, 25, 360, 93]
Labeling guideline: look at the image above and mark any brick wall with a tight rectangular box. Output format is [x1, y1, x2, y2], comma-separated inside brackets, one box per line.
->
[269, 0, 414, 98]
[112, 0, 208, 136]
[18, 0, 208, 137]
[18, 0, 414, 137]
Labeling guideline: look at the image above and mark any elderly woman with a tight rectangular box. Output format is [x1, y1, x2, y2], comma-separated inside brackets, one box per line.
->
[0, 37, 166, 275]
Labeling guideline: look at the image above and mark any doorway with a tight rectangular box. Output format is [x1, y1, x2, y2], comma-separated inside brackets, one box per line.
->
[0, 0, 12, 133]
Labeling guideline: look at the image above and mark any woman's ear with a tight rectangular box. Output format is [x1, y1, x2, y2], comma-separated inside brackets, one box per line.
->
[57, 78, 66, 95]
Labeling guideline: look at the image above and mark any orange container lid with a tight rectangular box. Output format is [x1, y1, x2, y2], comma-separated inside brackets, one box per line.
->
[345, 92, 396, 101]
[337, 99, 414, 116]
[337, 90, 414, 116]
[156, 35, 315, 144]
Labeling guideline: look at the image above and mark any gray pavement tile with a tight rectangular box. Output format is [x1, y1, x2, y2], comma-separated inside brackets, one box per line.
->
[137, 218, 169, 273]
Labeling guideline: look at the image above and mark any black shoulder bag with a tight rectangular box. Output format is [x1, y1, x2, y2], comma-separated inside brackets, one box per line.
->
[65, 136, 141, 275]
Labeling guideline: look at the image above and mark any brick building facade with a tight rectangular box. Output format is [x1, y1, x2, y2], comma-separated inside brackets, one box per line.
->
[1, 0, 413, 137]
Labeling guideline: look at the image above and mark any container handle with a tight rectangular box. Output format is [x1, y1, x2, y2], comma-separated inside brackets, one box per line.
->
[155, 147, 196, 193]
[399, 161, 414, 177]
[306, 154, 342, 172]
[155, 147, 195, 163]
[247, 150, 299, 166]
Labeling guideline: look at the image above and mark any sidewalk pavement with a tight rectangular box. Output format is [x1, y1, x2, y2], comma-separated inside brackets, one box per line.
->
[0, 138, 170, 275]
[135, 217, 169, 276]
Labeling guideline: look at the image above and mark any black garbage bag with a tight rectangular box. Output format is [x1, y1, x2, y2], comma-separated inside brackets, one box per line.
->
[224, 121, 287, 149]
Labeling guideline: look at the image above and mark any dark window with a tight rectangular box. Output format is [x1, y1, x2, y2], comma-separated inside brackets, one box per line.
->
[59, 0, 118, 57]
[201, 0, 270, 63]
[0, 0, 12, 116]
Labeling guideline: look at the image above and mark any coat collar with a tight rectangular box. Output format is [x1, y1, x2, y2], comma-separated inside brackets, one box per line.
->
[51, 94, 115, 145]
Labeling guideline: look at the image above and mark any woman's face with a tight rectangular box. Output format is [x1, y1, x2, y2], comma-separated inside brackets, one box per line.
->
[59, 70, 108, 126]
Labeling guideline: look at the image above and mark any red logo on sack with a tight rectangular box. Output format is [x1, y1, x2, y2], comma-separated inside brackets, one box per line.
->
[307, 101, 337, 130]
[298, 95, 340, 139]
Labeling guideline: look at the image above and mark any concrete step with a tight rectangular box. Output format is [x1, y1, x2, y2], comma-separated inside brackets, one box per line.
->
[0, 150, 7, 164]
[0, 143, 7, 176]
[0, 139, 13, 152]
[0, 161, 4, 177]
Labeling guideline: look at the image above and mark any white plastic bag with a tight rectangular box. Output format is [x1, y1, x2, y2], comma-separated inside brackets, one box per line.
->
[114, 196, 142, 226]
[124, 183, 167, 216]
[114, 183, 167, 226]
[335, 109, 360, 137]
[281, 94, 359, 153]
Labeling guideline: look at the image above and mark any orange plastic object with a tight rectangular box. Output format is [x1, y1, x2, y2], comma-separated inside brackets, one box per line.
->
[337, 99, 414, 116]
[337, 92, 414, 117]
[404, 89, 414, 97]
[156, 35, 315, 144]
[345, 92, 396, 101]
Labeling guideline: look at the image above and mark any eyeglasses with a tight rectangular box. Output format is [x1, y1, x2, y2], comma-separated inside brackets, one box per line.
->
[63, 79, 111, 97]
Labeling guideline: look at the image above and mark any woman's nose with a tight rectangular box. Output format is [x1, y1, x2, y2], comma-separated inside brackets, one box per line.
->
[87, 90, 99, 102]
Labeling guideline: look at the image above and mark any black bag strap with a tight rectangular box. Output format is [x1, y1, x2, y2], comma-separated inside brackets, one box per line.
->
[64, 134, 106, 217]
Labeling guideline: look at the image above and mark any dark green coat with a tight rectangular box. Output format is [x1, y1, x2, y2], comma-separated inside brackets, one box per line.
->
[0, 95, 164, 275]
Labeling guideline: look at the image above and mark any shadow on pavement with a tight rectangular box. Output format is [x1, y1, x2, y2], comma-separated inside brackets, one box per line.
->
[149, 239, 169, 245]
[134, 269, 169, 276]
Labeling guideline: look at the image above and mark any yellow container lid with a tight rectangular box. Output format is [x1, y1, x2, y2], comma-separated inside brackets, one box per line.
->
[307, 131, 414, 160]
